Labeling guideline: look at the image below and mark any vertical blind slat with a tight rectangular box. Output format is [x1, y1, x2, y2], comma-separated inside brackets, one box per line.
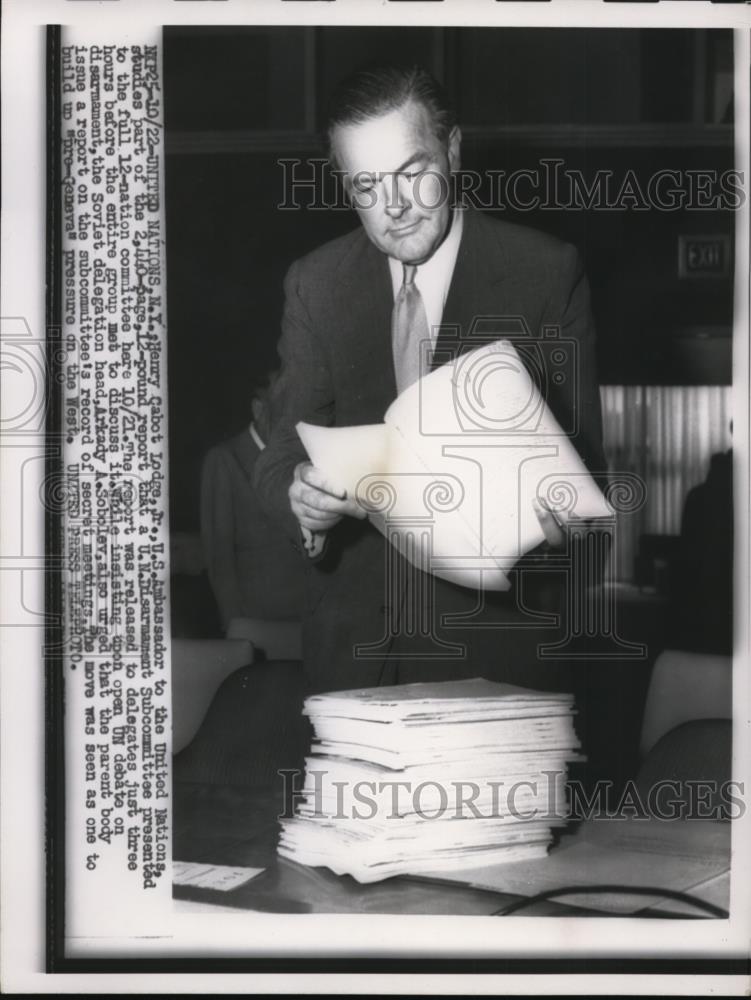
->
[599, 385, 731, 581]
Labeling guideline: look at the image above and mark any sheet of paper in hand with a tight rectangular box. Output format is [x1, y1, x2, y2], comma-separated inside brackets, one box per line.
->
[297, 340, 611, 591]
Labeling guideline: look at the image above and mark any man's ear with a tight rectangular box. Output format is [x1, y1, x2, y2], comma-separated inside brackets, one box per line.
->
[447, 125, 462, 172]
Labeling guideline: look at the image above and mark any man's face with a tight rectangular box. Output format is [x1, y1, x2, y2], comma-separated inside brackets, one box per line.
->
[331, 100, 461, 265]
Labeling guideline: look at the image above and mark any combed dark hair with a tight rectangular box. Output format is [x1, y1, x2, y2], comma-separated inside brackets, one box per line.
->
[326, 63, 456, 167]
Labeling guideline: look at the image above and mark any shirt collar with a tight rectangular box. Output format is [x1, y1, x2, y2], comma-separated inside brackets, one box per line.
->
[387, 207, 464, 299]
[249, 421, 265, 451]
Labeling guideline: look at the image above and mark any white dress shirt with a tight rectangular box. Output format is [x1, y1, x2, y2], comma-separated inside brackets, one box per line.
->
[387, 207, 464, 342]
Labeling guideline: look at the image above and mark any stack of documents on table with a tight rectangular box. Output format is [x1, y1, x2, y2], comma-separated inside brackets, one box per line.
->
[278, 678, 583, 883]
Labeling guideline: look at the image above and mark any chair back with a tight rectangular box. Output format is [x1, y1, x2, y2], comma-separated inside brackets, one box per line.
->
[639, 649, 732, 758]
[172, 637, 254, 753]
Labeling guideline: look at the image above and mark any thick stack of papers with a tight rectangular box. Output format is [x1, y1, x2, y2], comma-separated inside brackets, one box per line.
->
[278, 678, 583, 883]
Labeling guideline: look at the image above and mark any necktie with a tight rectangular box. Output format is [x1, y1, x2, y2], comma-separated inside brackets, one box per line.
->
[392, 263, 430, 395]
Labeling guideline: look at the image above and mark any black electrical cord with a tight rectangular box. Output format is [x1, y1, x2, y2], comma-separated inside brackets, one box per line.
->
[492, 884, 729, 918]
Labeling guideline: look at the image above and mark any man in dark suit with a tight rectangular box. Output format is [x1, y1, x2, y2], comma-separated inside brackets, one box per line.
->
[254, 64, 605, 694]
[201, 380, 305, 633]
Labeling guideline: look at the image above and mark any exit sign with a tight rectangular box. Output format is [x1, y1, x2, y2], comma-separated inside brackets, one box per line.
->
[678, 234, 732, 278]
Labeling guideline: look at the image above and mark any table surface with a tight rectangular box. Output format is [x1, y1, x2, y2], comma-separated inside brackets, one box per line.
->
[172, 782, 727, 917]
[173, 782, 566, 915]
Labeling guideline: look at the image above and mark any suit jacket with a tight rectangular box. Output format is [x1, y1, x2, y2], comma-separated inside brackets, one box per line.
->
[254, 208, 606, 693]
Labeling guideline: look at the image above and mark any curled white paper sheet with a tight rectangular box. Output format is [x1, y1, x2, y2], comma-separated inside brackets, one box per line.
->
[297, 340, 611, 591]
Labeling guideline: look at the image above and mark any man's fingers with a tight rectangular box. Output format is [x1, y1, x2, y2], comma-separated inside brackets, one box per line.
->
[292, 462, 366, 520]
[289, 490, 341, 527]
[298, 462, 346, 499]
[533, 500, 567, 548]
[295, 504, 340, 525]
[292, 495, 366, 527]
[295, 482, 352, 514]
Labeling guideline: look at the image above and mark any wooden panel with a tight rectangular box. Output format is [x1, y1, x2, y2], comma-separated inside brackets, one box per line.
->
[163, 27, 310, 132]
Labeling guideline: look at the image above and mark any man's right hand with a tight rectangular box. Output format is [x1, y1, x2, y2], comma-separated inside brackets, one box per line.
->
[289, 462, 366, 532]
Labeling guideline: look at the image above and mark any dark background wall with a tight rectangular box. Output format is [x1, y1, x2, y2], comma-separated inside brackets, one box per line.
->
[163, 26, 734, 532]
